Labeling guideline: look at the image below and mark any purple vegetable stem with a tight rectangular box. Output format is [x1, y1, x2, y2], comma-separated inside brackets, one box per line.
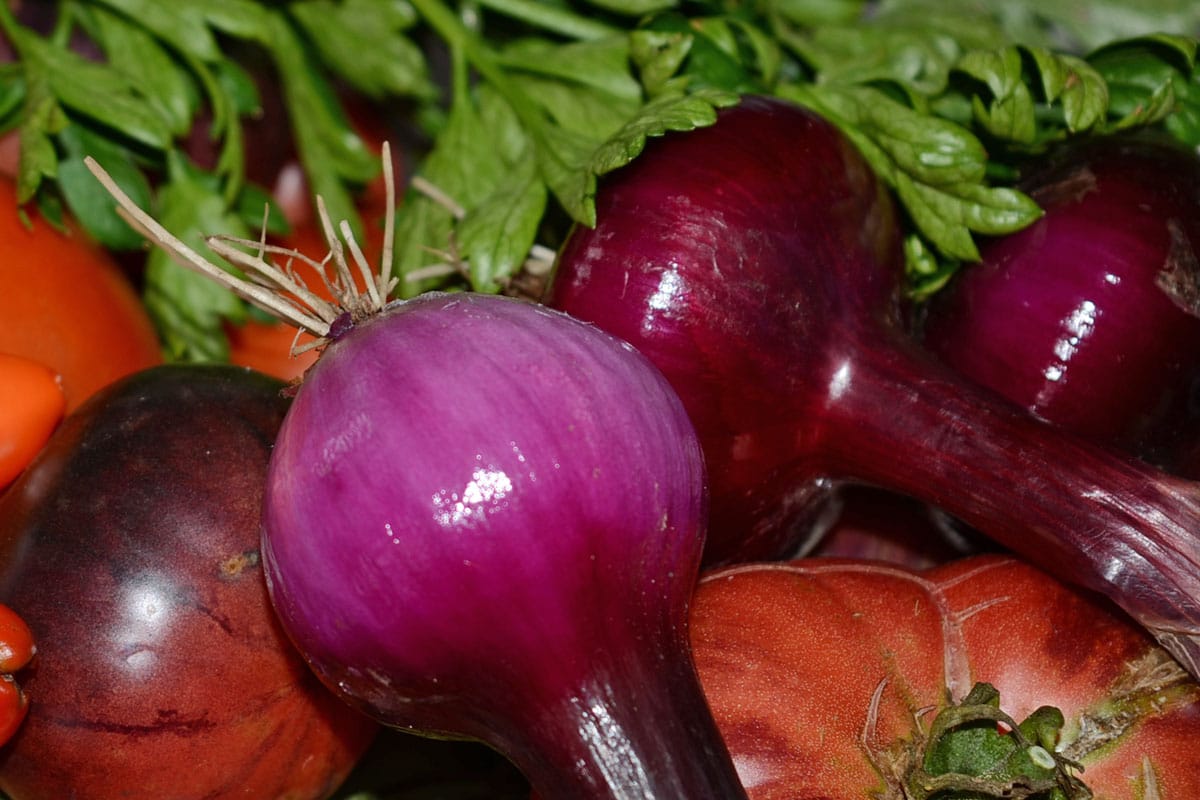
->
[821, 327, 1200, 674]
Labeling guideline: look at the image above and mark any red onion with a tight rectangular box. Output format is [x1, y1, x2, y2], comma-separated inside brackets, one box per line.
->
[545, 95, 1200, 677]
[85, 156, 748, 798]
[263, 295, 743, 798]
[923, 134, 1200, 467]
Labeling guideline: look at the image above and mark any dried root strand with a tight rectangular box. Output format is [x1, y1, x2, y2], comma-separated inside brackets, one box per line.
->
[84, 143, 401, 350]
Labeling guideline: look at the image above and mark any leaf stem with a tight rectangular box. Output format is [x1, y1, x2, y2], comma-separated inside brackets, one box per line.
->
[470, 0, 619, 41]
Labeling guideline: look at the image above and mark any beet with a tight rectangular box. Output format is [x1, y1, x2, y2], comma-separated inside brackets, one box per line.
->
[0, 364, 376, 800]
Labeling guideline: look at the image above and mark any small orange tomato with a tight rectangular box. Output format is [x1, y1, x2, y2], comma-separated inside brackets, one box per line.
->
[0, 604, 34, 749]
[0, 353, 65, 487]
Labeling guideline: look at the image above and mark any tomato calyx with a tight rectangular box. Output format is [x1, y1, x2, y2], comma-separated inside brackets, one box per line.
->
[902, 683, 1091, 800]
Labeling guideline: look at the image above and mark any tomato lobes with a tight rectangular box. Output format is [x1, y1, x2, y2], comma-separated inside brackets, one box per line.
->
[691, 556, 1200, 798]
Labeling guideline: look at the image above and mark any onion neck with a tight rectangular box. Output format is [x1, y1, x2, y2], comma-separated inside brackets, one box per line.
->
[818, 325, 1200, 677]
[492, 644, 748, 799]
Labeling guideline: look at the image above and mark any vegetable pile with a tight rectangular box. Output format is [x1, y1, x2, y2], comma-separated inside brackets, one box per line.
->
[3, 0, 1200, 798]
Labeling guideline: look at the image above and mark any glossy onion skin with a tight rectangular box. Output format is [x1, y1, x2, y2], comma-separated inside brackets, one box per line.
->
[924, 135, 1200, 466]
[548, 95, 901, 565]
[691, 555, 1200, 798]
[546, 95, 1200, 676]
[0, 365, 376, 800]
[262, 293, 746, 799]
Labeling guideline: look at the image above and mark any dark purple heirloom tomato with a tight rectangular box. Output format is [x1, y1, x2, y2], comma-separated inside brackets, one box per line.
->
[0, 365, 376, 800]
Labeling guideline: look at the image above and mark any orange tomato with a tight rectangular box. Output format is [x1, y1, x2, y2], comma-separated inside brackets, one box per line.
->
[0, 353, 64, 487]
[0, 179, 162, 411]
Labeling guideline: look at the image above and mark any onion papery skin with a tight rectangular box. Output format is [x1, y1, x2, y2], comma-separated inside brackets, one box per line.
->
[545, 95, 1200, 677]
[923, 135, 1200, 467]
[261, 292, 747, 799]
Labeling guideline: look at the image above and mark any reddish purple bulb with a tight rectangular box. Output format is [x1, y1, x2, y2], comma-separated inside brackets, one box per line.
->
[923, 136, 1200, 466]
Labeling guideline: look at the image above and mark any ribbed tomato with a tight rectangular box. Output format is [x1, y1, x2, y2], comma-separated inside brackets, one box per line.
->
[0, 179, 161, 410]
[692, 555, 1200, 798]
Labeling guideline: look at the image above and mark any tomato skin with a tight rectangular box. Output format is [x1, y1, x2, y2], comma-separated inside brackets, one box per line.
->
[690, 555, 1200, 798]
[0, 365, 376, 799]
[0, 181, 161, 411]
[0, 354, 65, 488]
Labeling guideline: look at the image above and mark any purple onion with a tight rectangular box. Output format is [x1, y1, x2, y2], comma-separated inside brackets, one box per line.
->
[923, 135, 1200, 467]
[545, 95, 1200, 677]
[260, 292, 747, 799]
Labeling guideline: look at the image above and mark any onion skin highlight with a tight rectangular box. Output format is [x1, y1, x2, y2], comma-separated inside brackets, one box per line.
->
[261, 293, 747, 799]
[546, 95, 1200, 677]
[923, 134, 1200, 467]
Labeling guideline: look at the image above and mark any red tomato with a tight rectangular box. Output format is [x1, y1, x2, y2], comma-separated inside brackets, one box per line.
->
[691, 555, 1200, 798]
[0, 179, 162, 410]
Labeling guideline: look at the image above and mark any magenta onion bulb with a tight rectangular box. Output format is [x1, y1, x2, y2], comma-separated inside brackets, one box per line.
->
[260, 293, 747, 799]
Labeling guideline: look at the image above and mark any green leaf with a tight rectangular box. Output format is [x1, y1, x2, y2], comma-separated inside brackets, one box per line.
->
[15, 76, 64, 204]
[788, 20, 970, 95]
[790, 83, 987, 185]
[772, 0, 868, 27]
[498, 36, 643, 102]
[457, 157, 547, 291]
[0, 65, 26, 131]
[513, 75, 639, 140]
[782, 83, 1039, 261]
[288, 0, 433, 99]
[640, 12, 762, 93]
[18, 34, 173, 149]
[87, 5, 198, 136]
[581, 0, 677, 17]
[896, 173, 1040, 261]
[903, 233, 959, 299]
[142, 158, 251, 362]
[1029, 48, 1108, 132]
[533, 124, 597, 225]
[954, 45, 1109, 143]
[56, 123, 154, 250]
[268, 13, 379, 239]
[391, 85, 525, 289]
[1089, 37, 1199, 138]
[588, 88, 739, 178]
[90, 0, 273, 59]
[629, 28, 693, 97]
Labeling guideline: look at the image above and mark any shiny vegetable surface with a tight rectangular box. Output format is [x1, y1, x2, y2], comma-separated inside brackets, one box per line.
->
[261, 291, 746, 800]
[0, 354, 63, 489]
[546, 95, 1200, 677]
[0, 365, 376, 800]
[692, 555, 1200, 798]
[0, 603, 33, 749]
[923, 134, 1200, 467]
[0, 180, 161, 411]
